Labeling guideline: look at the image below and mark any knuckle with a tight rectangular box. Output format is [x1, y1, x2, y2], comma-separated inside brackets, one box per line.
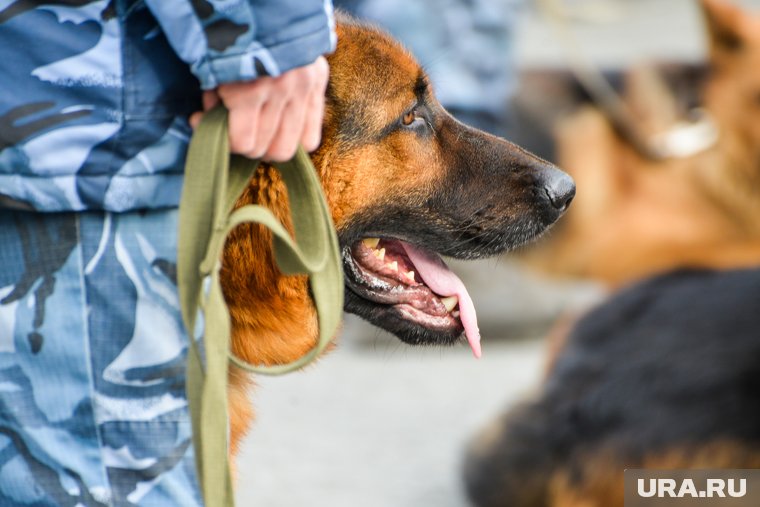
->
[230, 137, 255, 155]
[229, 127, 257, 154]
[217, 83, 239, 101]
[268, 146, 295, 162]
[268, 137, 298, 162]
[248, 142, 267, 159]
[302, 131, 321, 152]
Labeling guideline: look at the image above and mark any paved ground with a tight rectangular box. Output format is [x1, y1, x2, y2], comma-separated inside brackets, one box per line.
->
[234, 1, 760, 505]
[236, 318, 547, 507]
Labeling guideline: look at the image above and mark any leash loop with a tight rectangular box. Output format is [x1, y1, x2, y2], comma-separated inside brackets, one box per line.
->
[177, 106, 344, 507]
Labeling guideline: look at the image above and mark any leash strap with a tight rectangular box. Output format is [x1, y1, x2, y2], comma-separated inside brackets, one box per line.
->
[177, 106, 344, 507]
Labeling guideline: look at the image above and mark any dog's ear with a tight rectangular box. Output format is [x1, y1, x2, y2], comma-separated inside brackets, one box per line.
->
[701, 0, 747, 54]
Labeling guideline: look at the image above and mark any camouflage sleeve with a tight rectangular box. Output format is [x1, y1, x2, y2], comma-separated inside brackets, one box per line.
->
[144, 0, 337, 90]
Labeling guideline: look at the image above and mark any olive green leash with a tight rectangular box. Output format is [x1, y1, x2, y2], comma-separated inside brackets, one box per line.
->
[177, 106, 344, 507]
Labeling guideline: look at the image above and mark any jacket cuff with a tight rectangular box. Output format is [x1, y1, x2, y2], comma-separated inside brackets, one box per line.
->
[192, 22, 336, 89]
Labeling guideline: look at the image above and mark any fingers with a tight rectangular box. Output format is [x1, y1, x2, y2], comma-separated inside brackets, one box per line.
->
[264, 94, 308, 162]
[227, 98, 264, 155]
[251, 93, 290, 160]
[301, 74, 327, 152]
[191, 56, 330, 161]
[189, 111, 203, 129]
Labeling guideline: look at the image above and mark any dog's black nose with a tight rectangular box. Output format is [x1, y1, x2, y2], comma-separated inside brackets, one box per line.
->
[542, 169, 575, 211]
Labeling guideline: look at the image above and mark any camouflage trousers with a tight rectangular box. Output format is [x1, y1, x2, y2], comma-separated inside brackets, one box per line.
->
[0, 209, 203, 506]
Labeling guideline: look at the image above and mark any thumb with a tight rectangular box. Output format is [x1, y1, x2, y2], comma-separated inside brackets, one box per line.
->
[189, 111, 203, 129]
[190, 90, 222, 129]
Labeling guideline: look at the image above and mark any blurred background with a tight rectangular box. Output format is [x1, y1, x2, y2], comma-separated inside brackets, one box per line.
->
[236, 0, 760, 505]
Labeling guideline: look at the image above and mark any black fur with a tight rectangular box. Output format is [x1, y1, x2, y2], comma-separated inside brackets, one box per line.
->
[464, 267, 760, 507]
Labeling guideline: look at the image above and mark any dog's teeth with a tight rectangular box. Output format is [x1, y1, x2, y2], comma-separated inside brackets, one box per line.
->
[452, 311, 460, 318]
[387, 261, 398, 272]
[441, 296, 459, 312]
[405, 270, 415, 282]
[374, 248, 386, 261]
[362, 238, 380, 249]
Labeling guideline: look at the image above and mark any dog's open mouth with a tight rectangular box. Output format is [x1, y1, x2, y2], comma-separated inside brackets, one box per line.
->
[342, 238, 481, 357]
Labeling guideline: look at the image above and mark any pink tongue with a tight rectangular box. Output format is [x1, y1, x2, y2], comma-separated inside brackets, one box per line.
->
[400, 242, 481, 358]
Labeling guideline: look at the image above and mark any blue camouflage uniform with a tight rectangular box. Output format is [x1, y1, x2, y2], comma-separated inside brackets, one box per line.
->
[0, 1, 336, 505]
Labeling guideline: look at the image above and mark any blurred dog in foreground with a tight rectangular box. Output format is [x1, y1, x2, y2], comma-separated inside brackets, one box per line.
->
[464, 1, 760, 505]
[525, 0, 760, 287]
[464, 267, 760, 507]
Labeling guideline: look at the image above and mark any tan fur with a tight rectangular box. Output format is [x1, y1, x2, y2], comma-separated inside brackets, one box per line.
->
[525, 0, 760, 287]
[218, 17, 529, 461]
[219, 23, 439, 454]
[217, 13, 571, 469]
[547, 442, 760, 507]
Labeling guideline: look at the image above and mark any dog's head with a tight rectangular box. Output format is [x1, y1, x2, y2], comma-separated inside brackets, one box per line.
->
[308, 18, 574, 355]
[514, 0, 760, 287]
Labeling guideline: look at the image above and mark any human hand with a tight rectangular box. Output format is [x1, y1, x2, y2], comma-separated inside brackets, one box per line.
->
[190, 56, 329, 162]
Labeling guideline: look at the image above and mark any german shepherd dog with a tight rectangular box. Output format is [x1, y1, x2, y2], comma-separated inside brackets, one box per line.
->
[524, 0, 760, 287]
[221, 17, 575, 457]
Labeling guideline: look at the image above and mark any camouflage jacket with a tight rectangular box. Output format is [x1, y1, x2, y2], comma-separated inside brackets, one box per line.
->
[0, 0, 336, 212]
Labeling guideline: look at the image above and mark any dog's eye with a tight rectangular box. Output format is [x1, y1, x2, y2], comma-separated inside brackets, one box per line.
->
[400, 108, 427, 130]
[402, 110, 416, 126]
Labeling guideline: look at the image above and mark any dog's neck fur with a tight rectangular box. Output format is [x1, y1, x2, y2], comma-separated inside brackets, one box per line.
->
[221, 162, 327, 369]
[221, 160, 329, 456]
